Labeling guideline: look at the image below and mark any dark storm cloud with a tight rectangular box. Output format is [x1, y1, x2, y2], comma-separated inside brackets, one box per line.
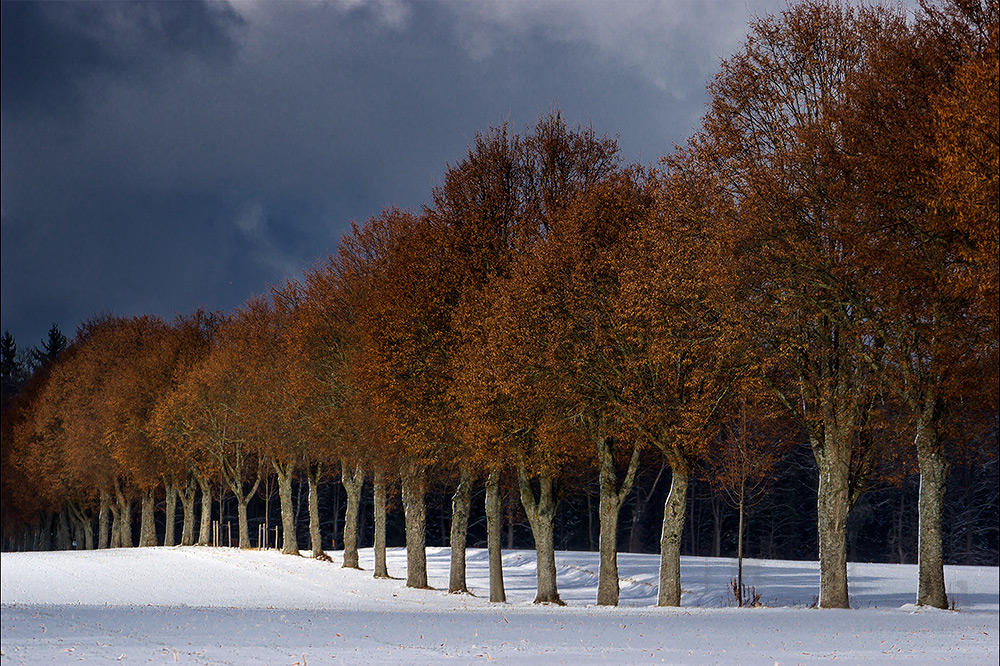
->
[1, 0, 783, 349]
[1, 1, 243, 119]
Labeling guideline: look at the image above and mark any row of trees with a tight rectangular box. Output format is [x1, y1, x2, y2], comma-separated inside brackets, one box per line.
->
[2, 0, 997, 610]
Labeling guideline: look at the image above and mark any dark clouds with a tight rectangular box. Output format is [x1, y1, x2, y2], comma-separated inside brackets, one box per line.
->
[2, 0, 783, 348]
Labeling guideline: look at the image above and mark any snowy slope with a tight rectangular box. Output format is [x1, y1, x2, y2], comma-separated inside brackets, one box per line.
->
[2, 546, 997, 664]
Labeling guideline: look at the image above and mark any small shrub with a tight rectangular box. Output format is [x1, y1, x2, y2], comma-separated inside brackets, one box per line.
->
[729, 577, 762, 608]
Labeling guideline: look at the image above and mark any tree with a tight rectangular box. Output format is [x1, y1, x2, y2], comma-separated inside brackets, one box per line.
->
[1, 331, 29, 399]
[343, 207, 461, 588]
[457, 112, 623, 604]
[708, 396, 786, 606]
[32, 324, 68, 369]
[280, 276, 348, 563]
[697, 0, 896, 608]
[614, 163, 735, 607]
[514, 170, 652, 606]
[151, 312, 216, 547]
[433, 120, 526, 599]
[835, 0, 999, 607]
[165, 310, 263, 549]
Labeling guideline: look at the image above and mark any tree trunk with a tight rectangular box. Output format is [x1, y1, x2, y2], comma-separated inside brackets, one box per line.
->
[275, 460, 300, 555]
[814, 433, 851, 609]
[485, 466, 506, 602]
[226, 470, 262, 550]
[71, 514, 84, 550]
[109, 501, 121, 548]
[197, 474, 213, 546]
[163, 480, 178, 547]
[596, 437, 641, 606]
[138, 488, 158, 547]
[68, 501, 94, 550]
[737, 491, 745, 607]
[342, 461, 364, 569]
[401, 464, 429, 588]
[98, 489, 111, 549]
[658, 468, 688, 607]
[56, 511, 71, 550]
[307, 461, 328, 560]
[237, 499, 250, 548]
[373, 470, 390, 578]
[449, 464, 473, 594]
[115, 482, 132, 548]
[516, 455, 563, 605]
[915, 418, 949, 608]
[629, 463, 665, 554]
[83, 514, 94, 550]
[179, 476, 197, 546]
[41, 511, 55, 550]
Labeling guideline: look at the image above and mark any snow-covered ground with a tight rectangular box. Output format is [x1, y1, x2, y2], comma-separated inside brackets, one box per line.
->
[2, 546, 997, 664]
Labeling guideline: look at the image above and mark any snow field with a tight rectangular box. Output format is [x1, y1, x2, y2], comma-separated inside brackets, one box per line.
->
[2, 546, 997, 664]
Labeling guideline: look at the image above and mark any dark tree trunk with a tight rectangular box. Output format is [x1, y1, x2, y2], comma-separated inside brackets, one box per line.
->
[307, 461, 328, 560]
[711, 495, 722, 559]
[163, 480, 178, 547]
[596, 438, 641, 606]
[228, 473, 262, 550]
[485, 466, 506, 602]
[68, 501, 94, 550]
[275, 460, 299, 555]
[737, 491, 745, 606]
[915, 415, 949, 608]
[516, 455, 563, 605]
[40, 511, 55, 551]
[341, 461, 364, 569]
[813, 427, 853, 609]
[179, 476, 198, 546]
[401, 463, 429, 588]
[373, 470, 390, 578]
[109, 501, 121, 548]
[658, 469, 688, 607]
[56, 511, 71, 550]
[629, 462, 666, 554]
[448, 464, 473, 594]
[115, 482, 133, 548]
[98, 489, 111, 549]
[197, 474, 213, 546]
[138, 488, 157, 547]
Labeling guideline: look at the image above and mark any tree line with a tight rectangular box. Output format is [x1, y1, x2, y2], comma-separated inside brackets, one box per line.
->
[2, 0, 996, 610]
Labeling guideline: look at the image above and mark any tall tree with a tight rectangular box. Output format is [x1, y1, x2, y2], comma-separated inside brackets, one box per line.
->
[697, 0, 896, 608]
[614, 163, 735, 607]
[165, 310, 263, 549]
[346, 208, 459, 589]
[458, 112, 623, 604]
[836, 0, 999, 607]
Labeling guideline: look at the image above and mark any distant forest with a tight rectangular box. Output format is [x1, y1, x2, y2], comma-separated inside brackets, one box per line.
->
[2, 0, 997, 611]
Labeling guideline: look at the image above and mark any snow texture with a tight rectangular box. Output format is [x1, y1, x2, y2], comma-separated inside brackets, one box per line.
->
[2, 546, 997, 664]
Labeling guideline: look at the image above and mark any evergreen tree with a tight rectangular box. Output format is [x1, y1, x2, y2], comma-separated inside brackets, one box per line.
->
[32, 324, 68, 368]
[1, 331, 28, 398]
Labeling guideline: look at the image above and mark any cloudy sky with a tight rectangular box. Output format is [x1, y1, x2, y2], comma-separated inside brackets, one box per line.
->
[1, 0, 798, 348]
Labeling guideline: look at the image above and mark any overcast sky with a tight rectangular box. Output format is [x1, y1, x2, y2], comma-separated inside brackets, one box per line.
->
[1, 0, 803, 348]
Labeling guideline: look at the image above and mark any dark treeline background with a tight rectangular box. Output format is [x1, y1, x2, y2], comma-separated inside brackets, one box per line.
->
[7, 436, 995, 567]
